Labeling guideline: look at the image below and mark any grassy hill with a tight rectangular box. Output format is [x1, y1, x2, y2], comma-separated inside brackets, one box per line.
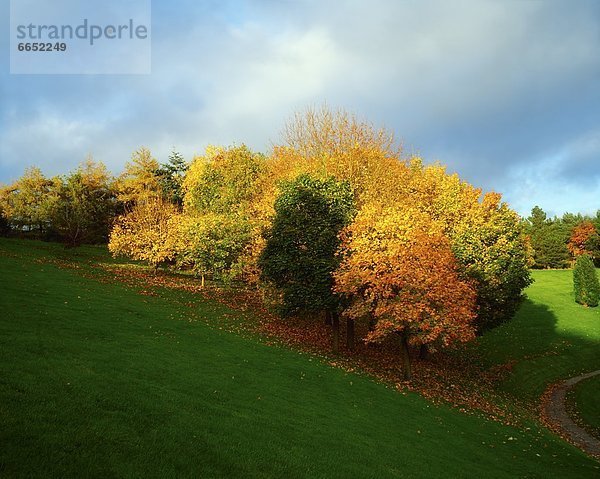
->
[569, 375, 600, 438]
[0, 238, 598, 478]
[476, 269, 600, 401]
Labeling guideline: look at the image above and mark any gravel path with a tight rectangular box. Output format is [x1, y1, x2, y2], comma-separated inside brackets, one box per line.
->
[543, 370, 600, 459]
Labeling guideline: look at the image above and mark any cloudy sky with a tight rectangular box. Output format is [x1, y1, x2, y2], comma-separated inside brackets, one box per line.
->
[1, 0, 599, 217]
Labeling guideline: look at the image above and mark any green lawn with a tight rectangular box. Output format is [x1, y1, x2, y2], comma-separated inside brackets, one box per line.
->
[569, 375, 600, 438]
[0, 239, 598, 478]
[476, 269, 600, 401]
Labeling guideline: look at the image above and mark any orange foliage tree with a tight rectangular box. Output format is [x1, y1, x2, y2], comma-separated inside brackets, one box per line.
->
[402, 159, 532, 332]
[334, 204, 477, 380]
[568, 221, 599, 259]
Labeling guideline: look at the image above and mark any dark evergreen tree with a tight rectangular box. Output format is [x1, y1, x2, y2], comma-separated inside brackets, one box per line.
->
[259, 174, 355, 352]
[526, 206, 570, 268]
[573, 254, 600, 307]
[155, 150, 188, 206]
[528, 205, 547, 229]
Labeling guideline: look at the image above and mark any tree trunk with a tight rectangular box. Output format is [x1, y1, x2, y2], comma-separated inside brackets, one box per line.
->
[419, 343, 428, 360]
[324, 310, 332, 326]
[331, 310, 340, 354]
[399, 332, 412, 380]
[346, 317, 355, 351]
[201, 274, 205, 288]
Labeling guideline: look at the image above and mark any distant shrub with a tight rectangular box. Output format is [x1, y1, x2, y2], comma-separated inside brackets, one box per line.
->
[573, 254, 600, 307]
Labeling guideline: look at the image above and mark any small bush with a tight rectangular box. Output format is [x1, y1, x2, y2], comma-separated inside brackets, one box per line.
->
[573, 254, 600, 307]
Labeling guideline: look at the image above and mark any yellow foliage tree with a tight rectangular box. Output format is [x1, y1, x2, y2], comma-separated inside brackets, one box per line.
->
[0, 167, 58, 235]
[272, 106, 408, 207]
[170, 212, 252, 286]
[182, 145, 267, 282]
[114, 147, 161, 206]
[108, 196, 180, 268]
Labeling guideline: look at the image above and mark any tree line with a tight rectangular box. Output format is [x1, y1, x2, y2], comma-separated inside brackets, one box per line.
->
[1, 107, 543, 379]
[524, 206, 600, 269]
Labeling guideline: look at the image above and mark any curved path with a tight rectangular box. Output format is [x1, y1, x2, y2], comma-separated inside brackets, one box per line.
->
[543, 370, 600, 459]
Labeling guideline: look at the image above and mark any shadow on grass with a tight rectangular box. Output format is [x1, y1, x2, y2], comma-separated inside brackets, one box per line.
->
[475, 297, 600, 402]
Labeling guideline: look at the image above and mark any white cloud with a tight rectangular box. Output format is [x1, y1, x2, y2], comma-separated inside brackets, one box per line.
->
[0, 111, 106, 178]
[1, 0, 599, 215]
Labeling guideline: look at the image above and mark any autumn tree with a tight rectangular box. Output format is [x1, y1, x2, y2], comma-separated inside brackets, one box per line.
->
[109, 148, 182, 265]
[274, 105, 407, 207]
[405, 160, 532, 333]
[0, 186, 12, 236]
[568, 221, 599, 260]
[183, 145, 265, 215]
[334, 204, 477, 379]
[573, 254, 600, 307]
[108, 196, 180, 268]
[181, 145, 267, 282]
[272, 109, 531, 335]
[115, 147, 161, 207]
[0, 167, 57, 236]
[259, 174, 356, 352]
[51, 159, 116, 246]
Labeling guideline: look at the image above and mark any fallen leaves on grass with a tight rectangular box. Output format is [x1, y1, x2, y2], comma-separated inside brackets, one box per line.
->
[44, 257, 531, 428]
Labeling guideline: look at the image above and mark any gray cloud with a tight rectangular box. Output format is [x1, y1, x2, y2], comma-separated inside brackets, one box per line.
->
[0, 0, 598, 216]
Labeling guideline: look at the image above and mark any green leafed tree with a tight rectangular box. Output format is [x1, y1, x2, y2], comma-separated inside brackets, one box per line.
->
[451, 193, 533, 333]
[259, 174, 356, 352]
[573, 254, 600, 307]
[179, 145, 267, 283]
[155, 150, 188, 206]
[526, 206, 570, 269]
[173, 213, 252, 286]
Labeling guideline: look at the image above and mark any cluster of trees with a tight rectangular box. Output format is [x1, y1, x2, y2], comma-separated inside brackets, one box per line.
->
[524, 206, 600, 308]
[1, 108, 537, 379]
[0, 151, 187, 247]
[106, 108, 533, 378]
[0, 160, 116, 246]
[524, 206, 600, 268]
